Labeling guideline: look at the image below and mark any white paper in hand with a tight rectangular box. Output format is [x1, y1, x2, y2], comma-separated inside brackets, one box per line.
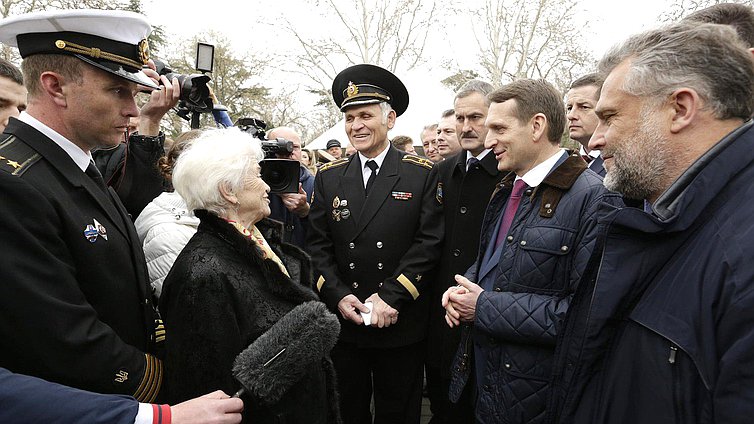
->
[361, 301, 373, 326]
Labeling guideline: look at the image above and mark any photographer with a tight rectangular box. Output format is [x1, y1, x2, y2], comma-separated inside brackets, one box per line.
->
[267, 126, 314, 250]
[93, 59, 180, 219]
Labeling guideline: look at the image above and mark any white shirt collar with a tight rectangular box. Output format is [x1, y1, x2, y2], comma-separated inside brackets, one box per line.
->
[358, 143, 390, 187]
[358, 143, 390, 169]
[19, 111, 92, 172]
[518, 149, 567, 188]
[579, 144, 601, 159]
[465, 149, 492, 170]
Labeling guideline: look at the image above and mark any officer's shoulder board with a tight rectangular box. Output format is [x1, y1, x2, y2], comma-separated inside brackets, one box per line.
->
[319, 158, 349, 173]
[401, 154, 433, 170]
[0, 135, 40, 176]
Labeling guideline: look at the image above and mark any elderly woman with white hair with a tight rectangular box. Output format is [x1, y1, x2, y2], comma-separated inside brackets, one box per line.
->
[159, 128, 340, 423]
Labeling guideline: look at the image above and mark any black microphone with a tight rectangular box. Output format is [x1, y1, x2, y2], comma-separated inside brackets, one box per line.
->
[231, 300, 340, 404]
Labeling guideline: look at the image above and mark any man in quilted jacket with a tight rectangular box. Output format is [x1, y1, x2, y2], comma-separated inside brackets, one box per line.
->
[442, 79, 622, 424]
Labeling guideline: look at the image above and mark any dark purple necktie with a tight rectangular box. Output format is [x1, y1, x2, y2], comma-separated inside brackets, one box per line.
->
[495, 179, 528, 248]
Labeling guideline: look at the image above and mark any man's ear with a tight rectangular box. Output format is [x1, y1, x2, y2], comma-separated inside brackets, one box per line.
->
[39, 71, 68, 108]
[387, 110, 397, 130]
[669, 88, 699, 134]
[530, 113, 547, 142]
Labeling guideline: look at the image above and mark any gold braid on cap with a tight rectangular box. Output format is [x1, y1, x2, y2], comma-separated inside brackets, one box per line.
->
[55, 39, 147, 69]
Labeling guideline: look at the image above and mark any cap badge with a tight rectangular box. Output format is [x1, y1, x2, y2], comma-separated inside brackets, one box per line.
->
[346, 81, 359, 98]
[138, 39, 150, 64]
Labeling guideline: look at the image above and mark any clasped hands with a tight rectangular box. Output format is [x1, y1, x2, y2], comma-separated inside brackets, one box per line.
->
[337, 293, 398, 328]
[442, 274, 483, 328]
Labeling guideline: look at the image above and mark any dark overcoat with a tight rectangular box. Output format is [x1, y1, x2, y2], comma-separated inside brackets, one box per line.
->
[428, 150, 502, 377]
[0, 118, 162, 401]
[160, 211, 340, 424]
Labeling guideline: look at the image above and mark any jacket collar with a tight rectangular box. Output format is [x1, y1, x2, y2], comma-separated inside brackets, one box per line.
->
[451, 149, 499, 177]
[653, 120, 754, 223]
[499, 151, 585, 192]
[194, 209, 317, 303]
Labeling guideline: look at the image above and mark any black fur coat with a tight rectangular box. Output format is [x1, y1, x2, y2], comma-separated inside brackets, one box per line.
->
[160, 210, 340, 423]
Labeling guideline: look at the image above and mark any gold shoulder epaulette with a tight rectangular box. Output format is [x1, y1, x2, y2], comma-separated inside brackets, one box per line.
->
[402, 154, 433, 170]
[0, 136, 40, 176]
[319, 158, 349, 172]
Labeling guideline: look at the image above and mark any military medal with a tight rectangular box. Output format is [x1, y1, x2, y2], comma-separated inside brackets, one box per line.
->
[333, 196, 341, 209]
[332, 209, 342, 222]
[391, 191, 413, 200]
[83, 218, 107, 243]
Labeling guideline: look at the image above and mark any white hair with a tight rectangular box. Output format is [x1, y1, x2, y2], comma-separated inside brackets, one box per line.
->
[379, 102, 394, 124]
[172, 127, 264, 217]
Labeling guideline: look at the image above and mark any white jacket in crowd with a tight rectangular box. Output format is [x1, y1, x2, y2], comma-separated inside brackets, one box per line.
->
[135, 191, 199, 298]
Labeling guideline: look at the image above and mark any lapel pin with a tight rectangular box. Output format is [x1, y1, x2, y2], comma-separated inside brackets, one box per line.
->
[332, 196, 341, 209]
[83, 218, 107, 243]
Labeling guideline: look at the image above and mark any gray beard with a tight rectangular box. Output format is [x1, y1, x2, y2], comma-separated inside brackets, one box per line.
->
[603, 115, 670, 201]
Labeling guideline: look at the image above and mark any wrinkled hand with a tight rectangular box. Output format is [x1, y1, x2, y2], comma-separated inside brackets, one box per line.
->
[280, 184, 310, 217]
[171, 390, 244, 424]
[443, 275, 483, 327]
[337, 294, 370, 325]
[138, 61, 180, 136]
[365, 293, 398, 328]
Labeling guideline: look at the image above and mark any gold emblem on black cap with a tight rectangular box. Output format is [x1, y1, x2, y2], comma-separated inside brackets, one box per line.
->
[346, 81, 359, 98]
[138, 39, 150, 65]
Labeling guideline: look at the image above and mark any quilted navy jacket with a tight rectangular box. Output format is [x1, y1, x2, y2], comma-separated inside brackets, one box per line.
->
[450, 153, 622, 424]
[549, 121, 754, 424]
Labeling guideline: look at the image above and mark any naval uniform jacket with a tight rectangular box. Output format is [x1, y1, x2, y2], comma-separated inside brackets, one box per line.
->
[308, 146, 444, 348]
[0, 118, 163, 401]
[428, 150, 502, 377]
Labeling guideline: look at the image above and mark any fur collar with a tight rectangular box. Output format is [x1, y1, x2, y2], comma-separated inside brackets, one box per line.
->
[194, 209, 317, 304]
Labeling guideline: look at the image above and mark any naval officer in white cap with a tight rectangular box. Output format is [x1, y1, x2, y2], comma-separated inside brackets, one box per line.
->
[0, 9, 172, 403]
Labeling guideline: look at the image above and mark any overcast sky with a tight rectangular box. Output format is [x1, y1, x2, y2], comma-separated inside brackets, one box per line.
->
[141, 0, 675, 142]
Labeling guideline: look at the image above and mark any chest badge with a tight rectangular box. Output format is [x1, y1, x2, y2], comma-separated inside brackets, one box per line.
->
[83, 218, 108, 243]
[332, 196, 351, 221]
[392, 191, 413, 200]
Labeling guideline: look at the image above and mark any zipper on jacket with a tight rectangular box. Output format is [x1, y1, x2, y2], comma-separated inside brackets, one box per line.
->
[668, 345, 678, 364]
[633, 321, 710, 390]
[669, 343, 682, 424]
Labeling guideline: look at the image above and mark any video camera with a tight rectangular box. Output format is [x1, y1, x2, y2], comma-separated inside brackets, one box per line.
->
[153, 59, 213, 121]
[236, 118, 300, 194]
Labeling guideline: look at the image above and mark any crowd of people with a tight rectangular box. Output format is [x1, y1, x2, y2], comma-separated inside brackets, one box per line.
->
[1, 3, 754, 424]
